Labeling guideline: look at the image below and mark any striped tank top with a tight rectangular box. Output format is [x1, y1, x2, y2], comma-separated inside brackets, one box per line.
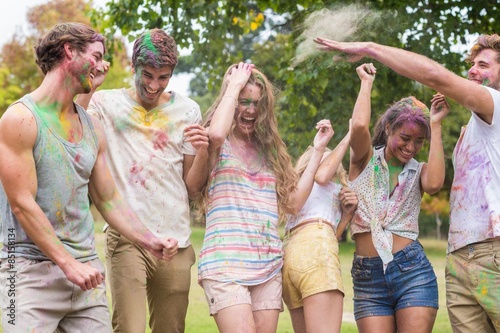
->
[198, 139, 283, 285]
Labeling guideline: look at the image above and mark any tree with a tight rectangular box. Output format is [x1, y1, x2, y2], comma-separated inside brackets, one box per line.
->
[91, 0, 498, 194]
[0, 0, 131, 116]
[421, 193, 450, 240]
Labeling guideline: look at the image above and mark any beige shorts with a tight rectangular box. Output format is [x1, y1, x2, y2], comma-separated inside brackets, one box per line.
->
[282, 221, 344, 310]
[0, 257, 111, 333]
[201, 273, 284, 315]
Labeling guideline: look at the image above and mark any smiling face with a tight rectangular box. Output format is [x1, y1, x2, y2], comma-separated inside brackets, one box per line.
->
[70, 41, 104, 93]
[385, 122, 426, 165]
[233, 83, 262, 140]
[132, 64, 173, 109]
[468, 49, 500, 90]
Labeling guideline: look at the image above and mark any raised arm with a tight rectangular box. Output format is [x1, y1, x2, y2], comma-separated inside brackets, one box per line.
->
[420, 93, 450, 194]
[0, 105, 104, 291]
[88, 116, 178, 260]
[288, 119, 334, 214]
[315, 124, 350, 186]
[313, 38, 493, 123]
[208, 62, 254, 149]
[349, 63, 377, 178]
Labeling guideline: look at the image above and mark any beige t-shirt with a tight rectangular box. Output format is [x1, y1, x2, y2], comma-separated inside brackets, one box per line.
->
[87, 88, 201, 247]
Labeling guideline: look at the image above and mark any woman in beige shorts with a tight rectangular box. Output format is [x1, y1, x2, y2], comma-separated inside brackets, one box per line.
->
[282, 127, 358, 333]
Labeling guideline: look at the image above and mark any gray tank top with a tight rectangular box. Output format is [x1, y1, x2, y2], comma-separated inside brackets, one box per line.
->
[1, 95, 99, 262]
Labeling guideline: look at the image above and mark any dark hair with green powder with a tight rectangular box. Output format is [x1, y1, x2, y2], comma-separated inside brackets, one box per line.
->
[131, 28, 178, 69]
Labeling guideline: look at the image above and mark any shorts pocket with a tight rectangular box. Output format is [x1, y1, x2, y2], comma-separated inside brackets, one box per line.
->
[105, 227, 123, 258]
[396, 251, 427, 272]
[490, 251, 500, 272]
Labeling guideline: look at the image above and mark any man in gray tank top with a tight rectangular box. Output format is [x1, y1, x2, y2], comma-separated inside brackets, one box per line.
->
[0, 22, 179, 333]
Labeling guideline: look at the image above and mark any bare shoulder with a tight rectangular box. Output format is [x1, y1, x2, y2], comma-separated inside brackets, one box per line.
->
[0, 103, 37, 147]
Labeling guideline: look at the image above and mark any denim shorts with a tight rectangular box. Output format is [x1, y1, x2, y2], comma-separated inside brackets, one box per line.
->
[351, 240, 438, 320]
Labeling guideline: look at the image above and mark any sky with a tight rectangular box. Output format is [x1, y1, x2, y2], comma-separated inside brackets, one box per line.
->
[0, 0, 192, 95]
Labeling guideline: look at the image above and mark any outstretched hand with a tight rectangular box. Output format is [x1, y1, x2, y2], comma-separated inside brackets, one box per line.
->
[313, 37, 368, 63]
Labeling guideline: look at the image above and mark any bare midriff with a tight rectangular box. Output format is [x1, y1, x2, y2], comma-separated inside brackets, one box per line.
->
[353, 232, 413, 257]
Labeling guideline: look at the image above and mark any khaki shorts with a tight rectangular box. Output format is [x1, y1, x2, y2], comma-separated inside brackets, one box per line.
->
[446, 240, 500, 333]
[282, 221, 344, 310]
[0, 257, 111, 333]
[201, 272, 283, 315]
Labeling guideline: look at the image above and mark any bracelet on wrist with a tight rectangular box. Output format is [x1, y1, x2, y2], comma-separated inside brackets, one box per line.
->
[222, 95, 238, 107]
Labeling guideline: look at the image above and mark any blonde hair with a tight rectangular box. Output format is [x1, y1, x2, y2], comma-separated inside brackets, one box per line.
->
[196, 64, 298, 223]
[295, 146, 348, 186]
[466, 34, 500, 65]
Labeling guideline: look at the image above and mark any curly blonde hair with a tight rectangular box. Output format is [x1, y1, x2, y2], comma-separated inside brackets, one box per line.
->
[466, 34, 500, 65]
[195, 64, 298, 223]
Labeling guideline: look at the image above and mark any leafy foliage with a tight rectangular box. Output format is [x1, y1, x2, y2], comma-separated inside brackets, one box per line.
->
[0, 0, 131, 116]
[91, 0, 497, 197]
[2, 0, 497, 197]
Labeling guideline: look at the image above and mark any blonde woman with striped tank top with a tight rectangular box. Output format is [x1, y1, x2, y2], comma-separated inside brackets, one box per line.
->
[196, 62, 333, 333]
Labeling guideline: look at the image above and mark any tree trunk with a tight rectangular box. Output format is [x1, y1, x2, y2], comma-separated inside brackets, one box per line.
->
[435, 212, 442, 240]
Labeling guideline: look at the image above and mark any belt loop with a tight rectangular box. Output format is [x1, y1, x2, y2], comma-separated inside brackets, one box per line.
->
[319, 218, 323, 229]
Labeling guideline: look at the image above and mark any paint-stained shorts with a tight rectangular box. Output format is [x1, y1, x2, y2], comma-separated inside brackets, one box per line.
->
[200, 272, 283, 315]
[351, 240, 438, 321]
[0, 257, 111, 332]
[282, 222, 344, 310]
[446, 240, 500, 333]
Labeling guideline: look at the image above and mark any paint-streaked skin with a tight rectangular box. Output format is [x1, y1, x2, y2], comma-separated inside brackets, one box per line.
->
[34, 102, 83, 143]
[385, 122, 426, 166]
[131, 65, 173, 110]
[233, 83, 261, 140]
[69, 41, 105, 94]
[468, 49, 500, 90]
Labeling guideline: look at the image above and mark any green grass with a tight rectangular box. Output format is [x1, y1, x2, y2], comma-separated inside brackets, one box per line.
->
[1, 208, 451, 332]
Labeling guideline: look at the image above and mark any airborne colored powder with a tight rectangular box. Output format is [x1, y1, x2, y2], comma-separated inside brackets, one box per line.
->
[292, 4, 384, 67]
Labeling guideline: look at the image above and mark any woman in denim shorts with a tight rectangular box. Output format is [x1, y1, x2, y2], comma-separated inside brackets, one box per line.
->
[347, 63, 449, 332]
[283, 128, 358, 333]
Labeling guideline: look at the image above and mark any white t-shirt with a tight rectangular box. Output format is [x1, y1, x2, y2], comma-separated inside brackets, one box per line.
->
[87, 88, 201, 247]
[448, 86, 500, 253]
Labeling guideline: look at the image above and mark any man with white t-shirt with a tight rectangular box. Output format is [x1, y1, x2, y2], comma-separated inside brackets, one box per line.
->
[76, 28, 209, 333]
